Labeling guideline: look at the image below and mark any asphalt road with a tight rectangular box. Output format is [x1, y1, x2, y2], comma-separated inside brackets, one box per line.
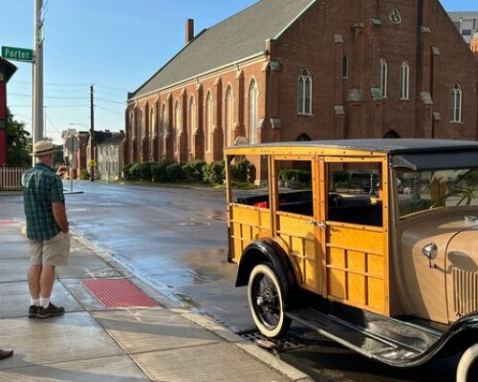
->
[0, 182, 459, 382]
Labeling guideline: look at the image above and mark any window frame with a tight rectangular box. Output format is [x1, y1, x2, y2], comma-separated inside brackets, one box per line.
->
[342, 56, 349, 79]
[297, 69, 313, 115]
[205, 90, 213, 152]
[225, 86, 234, 147]
[400, 61, 410, 100]
[249, 80, 258, 144]
[450, 83, 463, 123]
[380, 58, 388, 99]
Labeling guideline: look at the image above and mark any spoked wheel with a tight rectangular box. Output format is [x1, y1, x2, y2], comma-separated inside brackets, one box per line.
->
[248, 264, 291, 338]
[457, 344, 478, 382]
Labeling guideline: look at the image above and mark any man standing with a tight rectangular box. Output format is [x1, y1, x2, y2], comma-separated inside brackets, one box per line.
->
[22, 140, 70, 319]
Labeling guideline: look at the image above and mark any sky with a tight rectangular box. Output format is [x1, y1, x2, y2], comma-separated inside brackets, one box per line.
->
[1, 0, 476, 143]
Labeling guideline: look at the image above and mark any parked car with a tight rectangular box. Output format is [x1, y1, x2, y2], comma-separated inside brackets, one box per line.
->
[224, 139, 478, 382]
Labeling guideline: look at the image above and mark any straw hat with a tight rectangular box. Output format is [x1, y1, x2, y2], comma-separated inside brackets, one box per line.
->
[33, 140, 55, 157]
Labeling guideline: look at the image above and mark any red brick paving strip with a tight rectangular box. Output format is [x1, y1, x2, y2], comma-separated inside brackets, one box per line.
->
[81, 278, 160, 308]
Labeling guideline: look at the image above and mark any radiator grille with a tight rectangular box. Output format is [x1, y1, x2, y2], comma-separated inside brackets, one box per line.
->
[453, 268, 478, 317]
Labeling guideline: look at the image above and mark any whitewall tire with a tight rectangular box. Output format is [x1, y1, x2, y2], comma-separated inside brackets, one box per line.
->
[247, 263, 291, 338]
[457, 343, 478, 382]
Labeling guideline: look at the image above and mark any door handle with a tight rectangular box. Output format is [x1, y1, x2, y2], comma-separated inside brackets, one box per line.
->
[307, 220, 326, 229]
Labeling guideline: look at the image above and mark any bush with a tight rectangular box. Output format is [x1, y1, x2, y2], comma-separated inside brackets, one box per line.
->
[134, 162, 155, 181]
[152, 160, 174, 182]
[279, 169, 311, 184]
[182, 160, 206, 182]
[231, 159, 254, 183]
[332, 171, 349, 183]
[166, 163, 185, 183]
[203, 161, 225, 184]
[123, 163, 136, 181]
[79, 169, 90, 180]
[129, 163, 142, 181]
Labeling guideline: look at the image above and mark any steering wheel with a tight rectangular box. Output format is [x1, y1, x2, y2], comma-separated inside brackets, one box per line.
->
[429, 188, 474, 209]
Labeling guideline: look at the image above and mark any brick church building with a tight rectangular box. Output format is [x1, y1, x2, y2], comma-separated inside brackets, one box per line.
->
[125, 0, 478, 165]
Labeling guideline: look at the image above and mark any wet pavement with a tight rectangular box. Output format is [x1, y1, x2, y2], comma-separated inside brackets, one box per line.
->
[0, 182, 460, 382]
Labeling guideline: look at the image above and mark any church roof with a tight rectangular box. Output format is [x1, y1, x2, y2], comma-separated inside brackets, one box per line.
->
[129, 0, 316, 100]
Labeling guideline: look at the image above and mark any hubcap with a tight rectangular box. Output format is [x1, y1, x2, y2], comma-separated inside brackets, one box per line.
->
[252, 272, 281, 330]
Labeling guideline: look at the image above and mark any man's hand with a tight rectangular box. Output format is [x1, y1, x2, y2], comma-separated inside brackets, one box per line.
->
[57, 166, 68, 176]
[52, 202, 69, 233]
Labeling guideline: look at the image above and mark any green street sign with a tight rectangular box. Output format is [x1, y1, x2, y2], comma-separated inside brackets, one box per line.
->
[1, 46, 34, 63]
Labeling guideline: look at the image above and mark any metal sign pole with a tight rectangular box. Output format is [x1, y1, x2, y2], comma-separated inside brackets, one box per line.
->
[70, 137, 74, 192]
[33, 0, 44, 157]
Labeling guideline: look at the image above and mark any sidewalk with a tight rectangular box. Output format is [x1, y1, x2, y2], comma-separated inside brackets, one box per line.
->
[0, 220, 312, 382]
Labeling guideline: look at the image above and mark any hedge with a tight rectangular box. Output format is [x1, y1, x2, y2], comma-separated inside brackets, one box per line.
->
[279, 169, 311, 184]
[152, 160, 174, 182]
[203, 161, 225, 184]
[182, 160, 206, 182]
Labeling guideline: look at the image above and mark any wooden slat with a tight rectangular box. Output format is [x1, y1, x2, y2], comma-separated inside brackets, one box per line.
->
[0, 167, 26, 191]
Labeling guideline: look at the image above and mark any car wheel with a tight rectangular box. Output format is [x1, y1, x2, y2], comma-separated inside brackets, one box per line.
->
[457, 343, 478, 382]
[248, 263, 291, 338]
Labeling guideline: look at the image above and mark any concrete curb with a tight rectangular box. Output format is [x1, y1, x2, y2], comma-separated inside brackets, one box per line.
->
[72, 231, 313, 382]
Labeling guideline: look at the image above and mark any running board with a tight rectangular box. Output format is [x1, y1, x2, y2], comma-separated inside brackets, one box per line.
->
[286, 307, 442, 367]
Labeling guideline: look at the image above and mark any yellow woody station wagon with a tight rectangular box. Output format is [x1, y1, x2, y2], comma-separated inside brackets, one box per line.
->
[224, 139, 478, 382]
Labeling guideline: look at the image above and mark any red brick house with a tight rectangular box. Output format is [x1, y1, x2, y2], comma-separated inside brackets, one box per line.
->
[0, 58, 17, 166]
[126, 0, 478, 166]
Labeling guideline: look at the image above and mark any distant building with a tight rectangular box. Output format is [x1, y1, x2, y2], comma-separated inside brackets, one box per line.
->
[0, 58, 17, 166]
[472, 32, 478, 57]
[96, 132, 125, 181]
[448, 12, 478, 44]
[76, 131, 89, 177]
[86, 130, 114, 170]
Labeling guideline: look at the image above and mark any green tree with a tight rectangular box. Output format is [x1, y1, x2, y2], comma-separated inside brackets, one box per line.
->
[6, 108, 31, 167]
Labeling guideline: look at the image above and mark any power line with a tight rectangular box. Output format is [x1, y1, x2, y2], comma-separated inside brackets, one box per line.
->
[96, 105, 120, 114]
[45, 115, 61, 134]
[10, 104, 89, 108]
[11, 79, 89, 87]
[96, 97, 125, 105]
[96, 83, 129, 92]
[10, 92, 88, 100]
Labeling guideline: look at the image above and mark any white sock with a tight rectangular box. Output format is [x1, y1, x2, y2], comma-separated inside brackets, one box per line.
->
[31, 298, 40, 307]
[40, 297, 50, 309]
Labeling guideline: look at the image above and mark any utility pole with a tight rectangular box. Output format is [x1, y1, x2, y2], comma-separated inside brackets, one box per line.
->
[44, 105, 47, 138]
[33, 0, 44, 161]
[90, 84, 95, 182]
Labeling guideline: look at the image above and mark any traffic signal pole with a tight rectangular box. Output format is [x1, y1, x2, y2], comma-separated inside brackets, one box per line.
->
[32, 0, 44, 164]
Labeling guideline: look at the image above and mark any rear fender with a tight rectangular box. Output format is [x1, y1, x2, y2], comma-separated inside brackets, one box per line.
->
[235, 239, 296, 296]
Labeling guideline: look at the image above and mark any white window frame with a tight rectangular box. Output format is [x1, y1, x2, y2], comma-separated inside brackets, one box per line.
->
[161, 104, 168, 137]
[174, 100, 181, 153]
[206, 91, 213, 152]
[342, 56, 349, 79]
[450, 84, 463, 123]
[189, 96, 196, 155]
[249, 80, 258, 144]
[225, 86, 234, 146]
[297, 69, 313, 115]
[380, 58, 388, 98]
[400, 61, 410, 100]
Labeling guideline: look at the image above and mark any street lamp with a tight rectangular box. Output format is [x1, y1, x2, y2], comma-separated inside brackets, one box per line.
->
[70, 123, 94, 182]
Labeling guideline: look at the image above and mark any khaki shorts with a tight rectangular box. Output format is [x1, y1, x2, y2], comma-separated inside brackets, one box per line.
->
[29, 232, 71, 267]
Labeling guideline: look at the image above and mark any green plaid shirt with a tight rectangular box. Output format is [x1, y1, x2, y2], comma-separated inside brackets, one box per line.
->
[22, 163, 65, 241]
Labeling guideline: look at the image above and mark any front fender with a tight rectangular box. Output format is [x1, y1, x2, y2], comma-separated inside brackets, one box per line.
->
[235, 239, 296, 294]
